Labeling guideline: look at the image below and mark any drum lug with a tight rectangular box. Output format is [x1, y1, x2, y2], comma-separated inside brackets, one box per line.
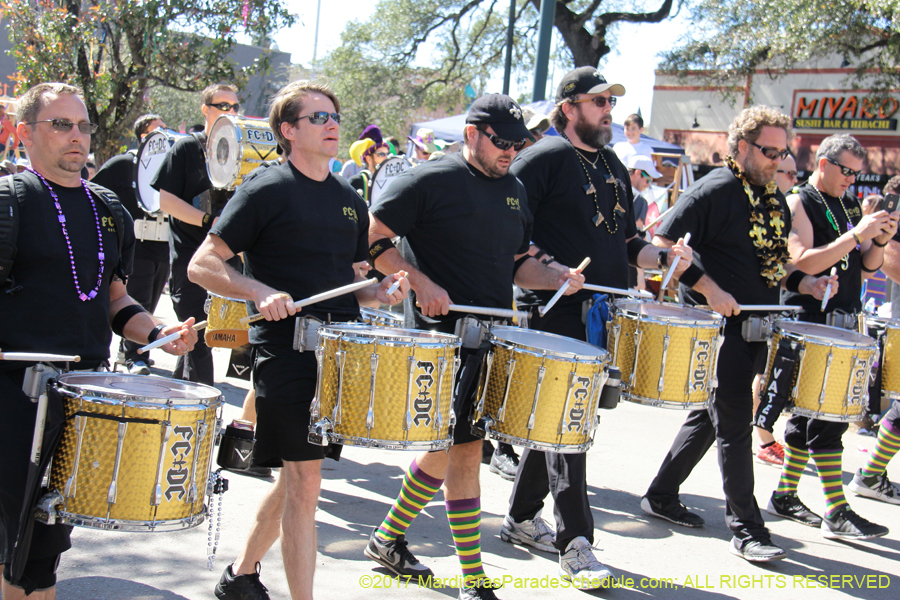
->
[204, 297, 212, 315]
[434, 357, 446, 431]
[792, 345, 806, 399]
[817, 346, 834, 410]
[710, 333, 724, 390]
[33, 490, 65, 526]
[64, 414, 88, 499]
[629, 328, 643, 390]
[311, 347, 325, 420]
[107, 421, 128, 505]
[188, 420, 208, 504]
[332, 350, 346, 426]
[308, 419, 333, 447]
[657, 333, 671, 395]
[449, 356, 461, 429]
[152, 423, 174, 507]
[527, 364, 546, 431]
[475, 351, 495, 416]
[497, 358, 516, 423]
[367, 352, 380, 433]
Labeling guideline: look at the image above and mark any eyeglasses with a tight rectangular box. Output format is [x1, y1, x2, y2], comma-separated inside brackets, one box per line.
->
[294, 111, 341, 125]
[477, 128, 527, 152]
[27, 119, 99, 135]
[749, 141, 790, 161]
[825, 156, 861, 178]
[571, 96, 617, 109]
[374, 151, 390, 158]
[776, 169, 798, 178]
[206, 102, 240, 112]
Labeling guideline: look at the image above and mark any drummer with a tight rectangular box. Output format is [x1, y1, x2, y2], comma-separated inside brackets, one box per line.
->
[188, 80, 408, 600]
[1, 82, 197, 600]
[767, 134, 896, 539]
[346, 125, 391, 205]
[366, 93, 584, 600]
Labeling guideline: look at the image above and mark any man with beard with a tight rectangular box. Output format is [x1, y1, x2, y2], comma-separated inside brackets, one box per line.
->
[640, 106, 837, 561]
[499, 67, 692, 589]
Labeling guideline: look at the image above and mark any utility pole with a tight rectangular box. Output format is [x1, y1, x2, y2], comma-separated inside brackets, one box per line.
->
[531, 0, 556, 102]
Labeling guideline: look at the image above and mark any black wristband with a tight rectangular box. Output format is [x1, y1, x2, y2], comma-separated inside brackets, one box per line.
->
[201, 213, 213, 232]
[873, 238, 889, 248]
[111, 304, 148, 337]
[147, 323, 166, 343]
[657, 249, 669, 269]
[862, 261, 884, 273]
[513, 253, 533, 274]
[678, 263, 705, 288]
[368, 237, 396, 265]
[784, 270, 806, 293]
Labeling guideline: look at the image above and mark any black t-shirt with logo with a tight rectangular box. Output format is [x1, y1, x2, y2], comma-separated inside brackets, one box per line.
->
[511, 136, 637, 309]
[783, 182, 862, 315]
[656, 167, 791, 323]
[371, 152, 532, 331]
[211, 161, 370, 346]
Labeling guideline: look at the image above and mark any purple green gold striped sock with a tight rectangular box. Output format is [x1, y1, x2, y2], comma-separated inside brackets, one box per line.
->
[446, 497, 485, 584]
[810, 448, 848, 519]
[375, 458, 443, 542]
[775, 443, 809, 496]
[861, 419, 900, 478]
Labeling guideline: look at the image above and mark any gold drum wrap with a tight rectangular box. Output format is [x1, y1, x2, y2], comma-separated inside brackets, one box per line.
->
[207, 115, 279, 190]
[608, 301, 723, 409]
[47, 373, 223, 531]
[866, 316, 900, 401]
[204, 293, 250, 348]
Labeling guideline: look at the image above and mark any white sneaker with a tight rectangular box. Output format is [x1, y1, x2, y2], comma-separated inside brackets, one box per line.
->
[499, 513, 556, 552]
[848, 469, 900, 505]
[558, 536, 612, 590]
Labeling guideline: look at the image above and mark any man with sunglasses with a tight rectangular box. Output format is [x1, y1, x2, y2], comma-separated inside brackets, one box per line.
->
[151, 83, 241, 386]
[764, 134, 895, 540]
[366, 93, 584, 600]
[774, 152, 799, 195]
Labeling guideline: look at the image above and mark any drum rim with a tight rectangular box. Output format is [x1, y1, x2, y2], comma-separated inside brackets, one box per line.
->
[55, 372, 223, 405]
[772, 319, 877, 348]
[612, 300, 723, 325]
[360, 306, 403, 320]
[488, 326, 608, 361]
[208, 114, 241, 190]
[319, 323, 461, 346]
[56, 508, 207, 532]
[207, 292, 247, 304]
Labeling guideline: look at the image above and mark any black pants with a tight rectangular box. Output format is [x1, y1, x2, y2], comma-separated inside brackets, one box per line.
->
[120, 251, 170, 363]
[507, 304, 594, 551]
[169, 261, 214, 386]
[646, 325, 769, 537]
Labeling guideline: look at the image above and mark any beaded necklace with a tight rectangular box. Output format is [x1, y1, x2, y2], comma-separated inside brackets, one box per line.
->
[28, 168, 105, 301]
[809, 183, 858, 247]
[561, 133, 621, 234]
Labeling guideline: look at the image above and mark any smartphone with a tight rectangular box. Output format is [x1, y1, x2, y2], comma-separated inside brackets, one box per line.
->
[885, 193, 900, 213]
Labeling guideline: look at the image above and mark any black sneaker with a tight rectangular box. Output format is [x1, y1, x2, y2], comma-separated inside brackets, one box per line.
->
[364, 530, 433, 577]
[640, 496, 704, 527]
[459, 577, 501, 600]
[728, 535, 786, 562]
[489, 450, 519, 481]
[767, 492, 822, 527]
[215, 563, 269, 600]
[821, 507, 890, 540]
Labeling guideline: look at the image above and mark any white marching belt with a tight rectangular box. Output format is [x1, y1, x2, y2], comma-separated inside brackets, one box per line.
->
[454, 315, 508, 349]
[134, 214, 170, 243]
[826, 311, 860, 331]
[741, 315, 773, 343]
[293, 316, 324, 352]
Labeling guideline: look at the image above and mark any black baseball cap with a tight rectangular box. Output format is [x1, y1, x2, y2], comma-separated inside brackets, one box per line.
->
[555, 67, 626, 103]
[466, 94, 534, 142]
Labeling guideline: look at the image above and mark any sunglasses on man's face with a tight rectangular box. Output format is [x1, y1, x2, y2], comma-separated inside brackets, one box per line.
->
[478, 128, 527, 152]
[572, 96, 617, 109]
[749, 141, 790, 161]
[777, 169, 798, 178]
[295, 111, 341, 126]
[206, 102, 240, 112]
[27, 119, 99, 135]
[825, 156, 861, 178]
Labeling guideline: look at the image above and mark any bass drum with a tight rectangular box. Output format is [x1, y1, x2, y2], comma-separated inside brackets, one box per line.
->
[370, 156, 412, 205]
[134, 129, 189, 215]
[207, 115, 279, 190]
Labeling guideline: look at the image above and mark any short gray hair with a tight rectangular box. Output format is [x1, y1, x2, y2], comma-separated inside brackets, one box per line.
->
[17, 82, 83, 126]
[816, 134, 866, 163]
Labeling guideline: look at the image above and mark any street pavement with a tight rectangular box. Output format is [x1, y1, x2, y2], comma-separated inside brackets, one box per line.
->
[10, 294, 900, 599]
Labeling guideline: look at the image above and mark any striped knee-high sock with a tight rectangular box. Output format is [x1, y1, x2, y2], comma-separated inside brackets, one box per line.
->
[861, 419, 900, 478]
[810, 448, 848, 518]
[375, 458, 443, 542]
[775, 443, 809, 496]
[446, 497, 485, 584]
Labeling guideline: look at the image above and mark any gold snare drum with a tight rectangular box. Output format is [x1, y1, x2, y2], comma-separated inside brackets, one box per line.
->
[46, 373, 222, 531]
[866, 316, 900, 402]
[204, 293, 250, 348]
[472, 327, 611, 453]
[608, 301, 723, 409]
[207, 115, 279, 190]
[766, 320, 876, 422]
[310, 325, 460, 450]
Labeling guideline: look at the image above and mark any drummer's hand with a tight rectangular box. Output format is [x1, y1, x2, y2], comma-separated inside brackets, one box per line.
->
[558, 268, 585, 295]
[667, 237, 694, 275]
[376, 271, 409, 305]
[160, 317, 197, 356]
[254, 288, 297, 321]
[415, 277, 451, 317]
[353, 260, 372, 278]
[801, 274, 839, 300]
[707, 287, 740, 317]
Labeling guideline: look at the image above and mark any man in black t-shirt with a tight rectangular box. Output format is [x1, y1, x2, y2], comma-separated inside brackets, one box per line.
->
[642, 106, 836, 562]
[93, 113, 169, 374]
[189, 81, 408, 600]
[501, 68, 691, 589]
[1, 83, 197, 600]
[767, 134, 894, 539]
[151, 83, 240, 385]
[366, 94, 584, 600]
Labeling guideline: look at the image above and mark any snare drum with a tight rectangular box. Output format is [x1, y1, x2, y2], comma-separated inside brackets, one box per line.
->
[207, 115, 279, 190]
[204, 293, 250, 348]
[360, 307, 404, 327]
[310, 325, 460, 450]
[134, 129, 189, 215]
[867, 316, 900, 401]
[766, 320, 876, 422]
[472, 327, 611, 454]
[46, 373, 222, 531]
[608, 301, 723, 409]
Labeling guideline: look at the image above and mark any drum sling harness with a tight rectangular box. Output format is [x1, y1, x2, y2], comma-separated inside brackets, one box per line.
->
[754, 337, 801, 432]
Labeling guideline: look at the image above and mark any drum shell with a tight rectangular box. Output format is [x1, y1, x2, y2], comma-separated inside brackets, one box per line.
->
[205, 293, 250, 348]
[216, 425, 255, 471]
[207, 115, 279, 190]
[867, 316, 900, 401]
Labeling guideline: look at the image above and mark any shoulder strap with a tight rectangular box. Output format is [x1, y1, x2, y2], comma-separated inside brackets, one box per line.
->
[87, 181, 126, 256]
[0, 175, 20, 286]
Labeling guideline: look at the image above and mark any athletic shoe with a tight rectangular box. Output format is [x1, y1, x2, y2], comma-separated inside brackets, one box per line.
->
[489, 449, 519, 481]
[640, 496, 705, 527]
[214, 563, 269, 600]
[364, 530, 433, 578]
[821, 507, 889, 540]
[499, 513, 556, 552]
[728, 535, 786, 562]
[558, 536, 613, 590]
[755, 442, 785, 467]
[766, 492, 822, 527]
[459, 577, 501, 600]
[849, 469, 900, 505]
[127, 360, 151, 376]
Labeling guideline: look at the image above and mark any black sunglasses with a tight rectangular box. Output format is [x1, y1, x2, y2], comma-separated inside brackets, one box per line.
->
[572, 96, 617, 108]
[27, 119, 99, 134]
[776, 169, 798, 178]
[749, 141, 790, 161]
[295, 111, 341, 125]
[825, 156, 861, 178]
[477, 128, 527, 152]
[206, 102, 240, 112]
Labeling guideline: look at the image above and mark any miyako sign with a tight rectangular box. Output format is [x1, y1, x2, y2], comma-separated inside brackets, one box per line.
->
[792, 90, 898, 132]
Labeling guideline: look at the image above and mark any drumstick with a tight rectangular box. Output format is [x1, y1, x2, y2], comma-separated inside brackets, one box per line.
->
[448, 304, 529, 321]
[385, 271, 408, 296]
[240, 278, 379, 326]
[640, 206, 672, 233]
[739, 305, 803, 312]
[539, 257, 591, 316]
[137, 320, 208, 355]
[583, 283, 653, 298]
[821, 267, 838, 311]
[658, 233, 691, 299]
[0, 352, 81, 362]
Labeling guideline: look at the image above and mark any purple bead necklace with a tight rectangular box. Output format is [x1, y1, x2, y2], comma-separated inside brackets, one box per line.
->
[27, 167, 105, 301]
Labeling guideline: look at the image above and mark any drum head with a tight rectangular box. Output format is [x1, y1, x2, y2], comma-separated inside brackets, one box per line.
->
[56, 372, 221, 404]
[489, 326, 606, 359]
[360, 307, 403, 323]
[615, 300, 721, 324]
[134, 131, 176, 214]
[775, 320, 876, 346]
[208, 115, 239, 189]
[321, 324, 458, 345]
[371, 156, 411, 204]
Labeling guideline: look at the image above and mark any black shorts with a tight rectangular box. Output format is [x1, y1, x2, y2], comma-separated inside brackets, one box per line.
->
[251, 345, 342, 466]
[3, 554, 60, 594]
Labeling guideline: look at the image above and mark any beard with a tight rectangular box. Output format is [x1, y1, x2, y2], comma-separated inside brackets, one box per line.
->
[470, 136, 510, 179]
[573, 109, 613, 150]
[742, 149, 777, 187]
